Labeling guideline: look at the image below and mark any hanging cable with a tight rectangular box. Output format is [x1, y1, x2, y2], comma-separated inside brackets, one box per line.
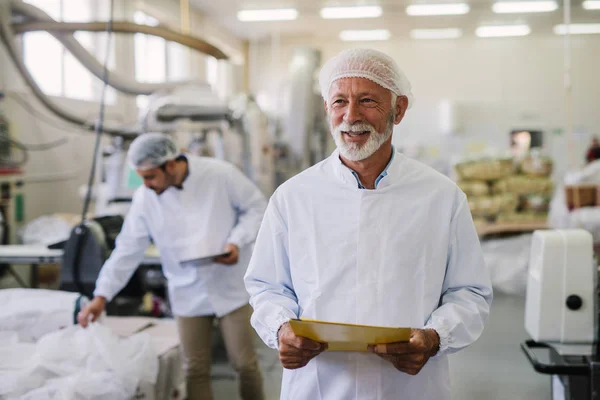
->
[81, 0, 114, 223]
[73, 0, 115, 297]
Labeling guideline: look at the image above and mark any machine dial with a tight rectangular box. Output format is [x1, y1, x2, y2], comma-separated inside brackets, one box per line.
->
[565, 295, 583, 311]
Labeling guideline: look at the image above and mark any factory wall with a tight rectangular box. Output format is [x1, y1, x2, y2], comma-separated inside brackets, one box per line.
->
[0, 0, 246, 234]
[249, 33, 600, 178]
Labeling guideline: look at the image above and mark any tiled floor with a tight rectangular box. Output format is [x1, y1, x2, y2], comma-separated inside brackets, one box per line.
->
[212, 293, 551, 399]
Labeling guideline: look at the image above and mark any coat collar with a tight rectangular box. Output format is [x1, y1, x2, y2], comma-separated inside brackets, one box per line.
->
[331, 146, 403, 190]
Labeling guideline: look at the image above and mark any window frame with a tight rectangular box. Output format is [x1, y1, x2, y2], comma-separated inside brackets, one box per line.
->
[21, 0, 117, 104]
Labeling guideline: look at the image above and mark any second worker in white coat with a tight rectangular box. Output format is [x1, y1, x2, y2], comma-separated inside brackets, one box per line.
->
[245, 48, 493, 399]
[78, 133, 267, 400]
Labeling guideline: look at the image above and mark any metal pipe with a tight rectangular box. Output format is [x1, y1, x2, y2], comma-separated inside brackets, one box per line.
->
[10, 0, 228, 97]
[11, 21, 228, 59]
[0, 2, 137, 137]
[10, 0, 183, 96]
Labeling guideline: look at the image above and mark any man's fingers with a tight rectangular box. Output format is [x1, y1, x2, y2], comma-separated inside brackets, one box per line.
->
[279, 340, 327, 370]
[370, 342, 415, 355]
[215, 254, 238, 265]
[374, 353, 425, 375]
[279, 345, 305, 357]
[280, 352, 316, 370]
[376, 352, 426, 365]
[280, 354, 304, 364]
[77, 310, 90, 327]
[280, 345, 324, 359]
[282, 362, 305, 370]
[291, 336, 325, 351]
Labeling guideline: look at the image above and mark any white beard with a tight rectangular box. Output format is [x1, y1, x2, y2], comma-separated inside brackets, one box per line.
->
[330, 113, 394, 161]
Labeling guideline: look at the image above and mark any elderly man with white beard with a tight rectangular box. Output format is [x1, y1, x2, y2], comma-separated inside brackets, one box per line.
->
[244, 48, 493, 400]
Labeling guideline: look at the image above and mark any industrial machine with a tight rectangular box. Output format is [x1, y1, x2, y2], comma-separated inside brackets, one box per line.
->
[93, 84, 274, 216]
[59, 215, 124, 296]
[521, 229, 599, 399]
[58, 215, 167, 316]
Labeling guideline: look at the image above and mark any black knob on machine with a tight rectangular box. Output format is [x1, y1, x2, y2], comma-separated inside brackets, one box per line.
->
[566, 295, 583, 311]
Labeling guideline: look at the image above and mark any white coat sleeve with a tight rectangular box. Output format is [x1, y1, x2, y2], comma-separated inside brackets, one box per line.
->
[244, 198, 299, 349]
[425, 195, 493, 356]
[225, 165, 267, 248]
[93, 194, 151, 302]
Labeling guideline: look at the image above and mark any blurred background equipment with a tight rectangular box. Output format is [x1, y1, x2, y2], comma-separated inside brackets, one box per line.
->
[521, 229, 597, 400]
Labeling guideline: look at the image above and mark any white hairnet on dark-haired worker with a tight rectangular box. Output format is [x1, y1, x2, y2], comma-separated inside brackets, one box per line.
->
[79, 133, 267, 400]
[245, 48, 492, 400]
[127, 132, 178, 171]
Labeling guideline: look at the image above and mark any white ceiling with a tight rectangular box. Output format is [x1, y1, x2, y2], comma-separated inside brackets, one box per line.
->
[189, 0, 598, 40]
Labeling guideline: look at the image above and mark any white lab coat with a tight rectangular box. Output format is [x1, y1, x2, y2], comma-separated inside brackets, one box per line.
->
[244, 149, 493, 400]
[94, 155, 267, 317]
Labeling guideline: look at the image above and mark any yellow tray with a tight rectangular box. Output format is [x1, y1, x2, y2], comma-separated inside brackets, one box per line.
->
[289, 318, 411, 352]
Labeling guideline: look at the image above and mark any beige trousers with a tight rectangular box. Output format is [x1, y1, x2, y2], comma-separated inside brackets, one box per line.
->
[176, 304, 265, 400]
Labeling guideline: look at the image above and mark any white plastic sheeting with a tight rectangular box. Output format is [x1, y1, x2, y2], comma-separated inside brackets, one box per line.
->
[0, 324, 158, 400]
[482, 234, 532, 296]
[0, 289, 87, 342]
[18, 216, 72, 246]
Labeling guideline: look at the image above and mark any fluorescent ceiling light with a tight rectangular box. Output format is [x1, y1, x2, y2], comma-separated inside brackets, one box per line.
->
[406, 3, 470, 16]
[492, 1, 558, 13]
[410, 28, 463, 39]
[237, 8, 298, 21]
[583, 0, 600, 9]
[554, 23, 600, 34]
[476, 24, 531, 37]
[320, 6, 382, 19]
[339, 29, 391, 41]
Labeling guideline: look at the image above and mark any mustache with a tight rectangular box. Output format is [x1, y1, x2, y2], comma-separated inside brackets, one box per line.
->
[333, 122, 377, 134]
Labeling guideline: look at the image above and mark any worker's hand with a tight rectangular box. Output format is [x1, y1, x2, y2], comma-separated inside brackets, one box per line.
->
[77, 296, 106, 328]
[278, 322, 328, 369]
[214, 243, 239, 265]
[368, 328, 440, 376]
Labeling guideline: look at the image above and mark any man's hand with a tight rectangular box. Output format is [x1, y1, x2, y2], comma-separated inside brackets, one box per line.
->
[368, 328, 440, 376]
[77, 296, 107, 327]
[278, 322, 328, 369]
[214, 243, 239, 265]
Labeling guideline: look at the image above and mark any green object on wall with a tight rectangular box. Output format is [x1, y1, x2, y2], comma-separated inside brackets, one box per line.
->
[15, 193, 24, 223]
[126, 167, 143, 190]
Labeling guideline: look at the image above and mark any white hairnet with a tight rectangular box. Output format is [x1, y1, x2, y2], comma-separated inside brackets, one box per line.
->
[319, 48, 414, 108]
[127, 133, 178, 171]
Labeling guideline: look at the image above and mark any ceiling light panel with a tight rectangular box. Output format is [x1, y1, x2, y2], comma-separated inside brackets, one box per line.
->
[476, 24, 532, 37]
[406, 3, 470, 16]
[582, 0, 600, 9]
[339, 29, 391, 41]
[492, 1, 558, 13]
[554, 23, 600, 34]
[410, 28, 463, 39]
[320, 6, 383, 19]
